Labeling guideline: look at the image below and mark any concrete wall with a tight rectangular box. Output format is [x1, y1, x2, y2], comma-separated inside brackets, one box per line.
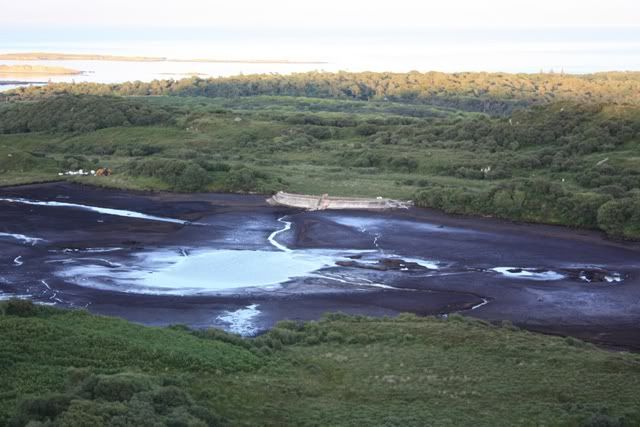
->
[267, 192, 412, 210]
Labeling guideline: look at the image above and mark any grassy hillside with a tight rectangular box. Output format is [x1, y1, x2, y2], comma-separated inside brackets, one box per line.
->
[1, 94, 639, 238]
[0, 300, 639, 426]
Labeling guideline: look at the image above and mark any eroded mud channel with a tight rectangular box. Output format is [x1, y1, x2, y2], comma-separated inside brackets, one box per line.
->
[1, 183, 639, 349]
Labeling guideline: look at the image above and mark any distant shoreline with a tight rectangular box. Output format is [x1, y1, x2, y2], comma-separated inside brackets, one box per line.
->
[0, 52, 328, 65]
[0, 80, 47, 86]
[0, 64, 82, 76]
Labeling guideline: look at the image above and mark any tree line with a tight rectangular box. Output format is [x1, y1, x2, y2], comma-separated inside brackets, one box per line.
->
[3, 71, 640, 114]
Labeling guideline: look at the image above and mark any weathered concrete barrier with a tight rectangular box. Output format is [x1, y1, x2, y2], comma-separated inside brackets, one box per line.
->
[266, 191, 413, 211]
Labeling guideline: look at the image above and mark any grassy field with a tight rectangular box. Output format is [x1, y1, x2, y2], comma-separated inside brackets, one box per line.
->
[1, 301, 639, 426]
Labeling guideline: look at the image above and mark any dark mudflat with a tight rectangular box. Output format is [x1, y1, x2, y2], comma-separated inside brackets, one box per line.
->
[1, 182, 638, 350]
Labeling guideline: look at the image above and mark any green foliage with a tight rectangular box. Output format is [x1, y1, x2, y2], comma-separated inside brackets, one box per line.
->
[1, 305, 640, 425]
[10, 372, 221, 426]
[177, 163, 211, 192]
[389, 156, 418, 172]
[221, 167, 273, 193]
[3, 299, 37, 317]
[0, 95, 174, 134]
[0, 150, 58, 174]
[414, 178, 612, 229]
[6, 71, 640, 114]
[125, 158, 210, 191]
[597, 197, 640, 239]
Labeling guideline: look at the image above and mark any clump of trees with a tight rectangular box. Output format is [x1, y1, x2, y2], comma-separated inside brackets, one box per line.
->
[5, 71, 640, 114]
[222, 167, 279, 193]
[125, 160, 278, 193]
[597, 197, 640, 239]
[0, 95, 174, 133]
[414, 178, 612, 231]
[125, 159, 210, 191]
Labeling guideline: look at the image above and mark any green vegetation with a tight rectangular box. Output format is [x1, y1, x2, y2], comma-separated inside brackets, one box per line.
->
[1, 87, 638, 238]
[5, 71, 640, 112]
[0, 95, 174, 133]
[1, 300, 639, 426]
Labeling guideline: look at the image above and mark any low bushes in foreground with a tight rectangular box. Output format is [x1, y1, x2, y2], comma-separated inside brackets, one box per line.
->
[9, 371, 221, 427]
[1, 301, 640, 426]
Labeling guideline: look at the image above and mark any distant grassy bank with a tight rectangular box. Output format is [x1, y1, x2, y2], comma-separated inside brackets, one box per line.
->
[0, 64, 81, 76]
[0, 52, 326, 64]
[1, 300, 639, 426]
[0, 52, 167, 62]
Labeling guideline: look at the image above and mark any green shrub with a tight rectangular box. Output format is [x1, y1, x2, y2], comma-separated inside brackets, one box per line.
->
[125, 158, 210, 191]
[175, 163, 210, 192]
[4, 299, 37, 317]
[389, 156, 419, 172]
[11, 393, 73, 425]
[597, 197, 640, 240]
[222, 167, 272, 192]
[326, 331, 344, 343]
[355, 123, 379, 136]
[10, 372, 220, 426]
[196, 160, 231, 172]
[193, 328, 251, 349]
[268, 327, 302, 345]
[87, 373, 153, 402]
[303, 125, 334, 139]
[151, 385, 191, 411]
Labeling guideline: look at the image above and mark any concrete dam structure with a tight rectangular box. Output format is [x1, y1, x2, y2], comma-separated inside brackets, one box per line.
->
[266, 191, 413, 211]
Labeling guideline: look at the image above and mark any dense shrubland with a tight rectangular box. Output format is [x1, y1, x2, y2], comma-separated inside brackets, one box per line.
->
[414, 179, 612, 229]
[0, 95, 174, 133]
[1, 301, 639, 426]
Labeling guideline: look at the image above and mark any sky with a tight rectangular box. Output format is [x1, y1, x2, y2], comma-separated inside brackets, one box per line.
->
[0, 0, 640, 31]
[3, 0, 639, 29]
[2, 0, 640, 73]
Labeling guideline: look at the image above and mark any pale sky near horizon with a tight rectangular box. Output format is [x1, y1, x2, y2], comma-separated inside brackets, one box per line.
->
[3, 0, 640, 29]
[2, 0, 640, 72]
